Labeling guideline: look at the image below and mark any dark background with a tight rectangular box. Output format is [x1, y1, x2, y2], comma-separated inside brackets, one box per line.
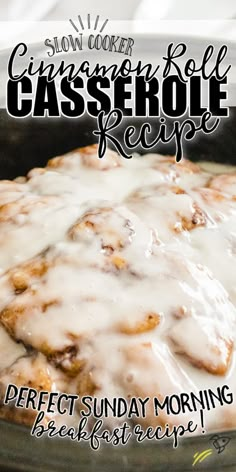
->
[0, 108, 236, 180]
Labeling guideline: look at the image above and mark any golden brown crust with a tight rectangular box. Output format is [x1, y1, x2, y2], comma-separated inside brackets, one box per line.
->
[207, 173, 236, 195]
[0, 354, 54, 426]
[76, 368, 99, 397]
[127, 184, 207, 237]
[67, 207, 135, 252]
[174, 203, 206, 232]
[46, 345, 85, 377]
[79, 144, 121, 170]
[47, 144, 121, 172]
[171, 335, 233, 376]
[27, 168, 47, 178]
[118, 312, 161, 335]
[0, 195, 59, 224]
[199, 187, 227, 203]
[152, 156, 201, 175]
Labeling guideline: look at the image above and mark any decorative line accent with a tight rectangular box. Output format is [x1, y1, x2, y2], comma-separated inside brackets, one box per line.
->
[94, 15, 100, 30]
[99, 18, 109, 33]
[69, 15, 109, 33]
[87, 13, 91, 29]
[78, 15, 84, 30]
[192, 449, 213, 467]
[199, 452, 212, 463]
[69, 19, 79, 33]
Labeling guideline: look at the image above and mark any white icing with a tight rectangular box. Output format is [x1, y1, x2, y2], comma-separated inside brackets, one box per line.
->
[0, 148, 236, 433]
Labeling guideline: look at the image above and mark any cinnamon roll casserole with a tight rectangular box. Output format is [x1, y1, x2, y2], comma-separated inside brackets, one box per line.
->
[0, 145, 236, 433]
